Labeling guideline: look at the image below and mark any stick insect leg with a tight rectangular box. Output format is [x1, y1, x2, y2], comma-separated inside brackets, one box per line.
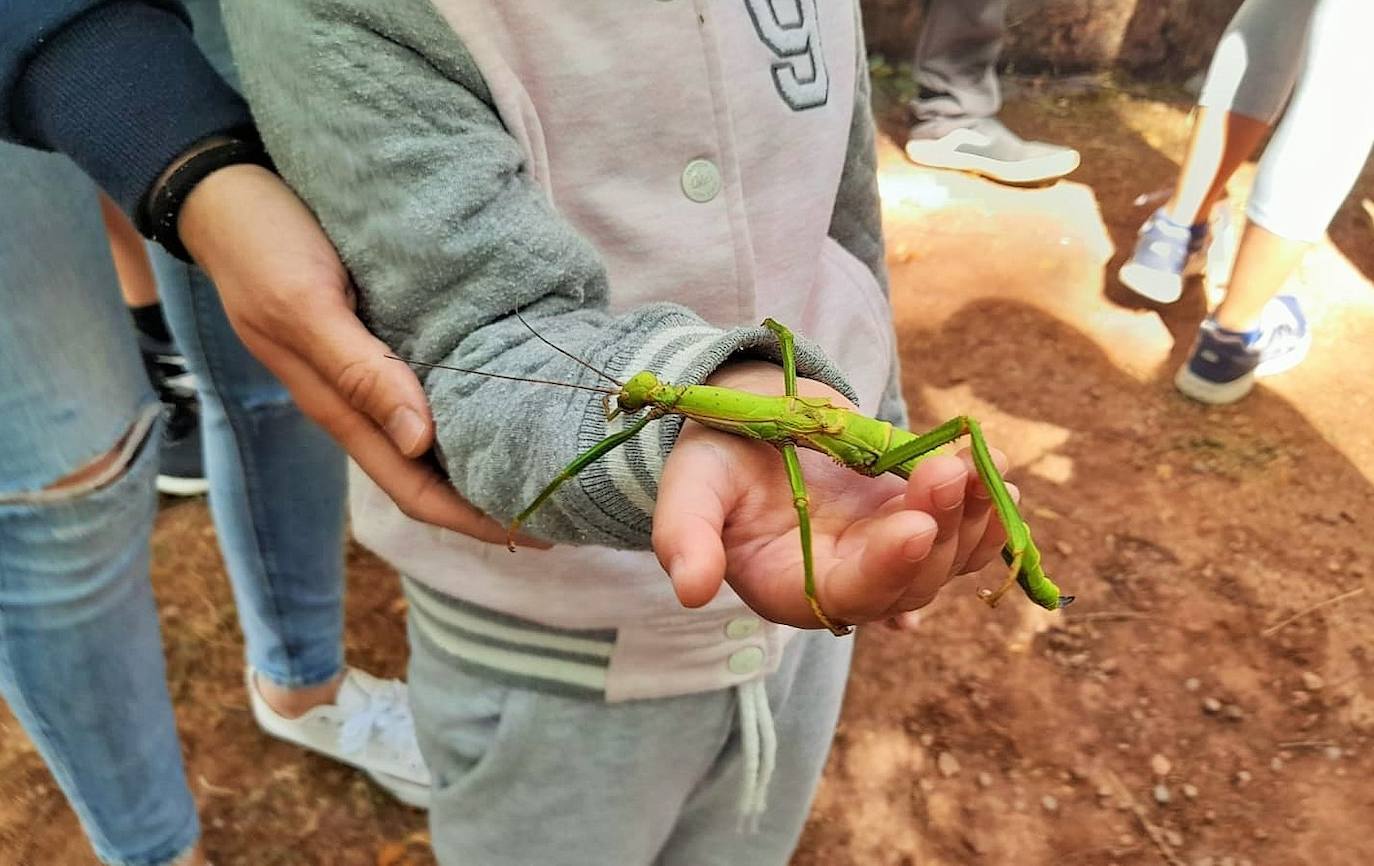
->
[762, 318, 799, 398]
[781, 443, 851, 636]
[507, 412, 658, 550]
[870, 417, 1035, 602]
[978, 547, 1024, 609]
[766, 321, 852, 633]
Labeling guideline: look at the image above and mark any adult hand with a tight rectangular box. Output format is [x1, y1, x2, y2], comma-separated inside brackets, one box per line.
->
[178, 163, 529, 545]
[653, 362, 1012, 630]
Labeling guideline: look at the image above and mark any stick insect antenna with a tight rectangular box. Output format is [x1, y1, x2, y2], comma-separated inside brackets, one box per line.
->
[387, 355, 620, 396]
[513, 309, 624, 387]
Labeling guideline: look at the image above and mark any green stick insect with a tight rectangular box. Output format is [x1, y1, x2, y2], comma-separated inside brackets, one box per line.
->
[395, 317, 1072, 635]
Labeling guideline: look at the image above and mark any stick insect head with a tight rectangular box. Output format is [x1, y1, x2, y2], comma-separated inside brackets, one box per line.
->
[617, 371, 662, 413]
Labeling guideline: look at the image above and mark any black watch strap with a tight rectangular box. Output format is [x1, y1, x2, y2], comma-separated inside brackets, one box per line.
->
[138, 128, 275, 261]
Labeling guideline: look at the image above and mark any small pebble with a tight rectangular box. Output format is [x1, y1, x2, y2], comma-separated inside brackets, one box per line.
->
[1234, 770, 1252, 786]
[1325, 745, 1343, 761]
[1253, 828, 1269, 841]
[919, 778, 936, 793]
[937, 752, 961, 778]
[1203, 809, 1218, 823]
[1182, 783, 1199, 799]
[1153, 784, 1171, 804]
[1118, 833, 1135, 846]
[1202, 697, 1223, 714]
[977, 771, 993, 788]
[920, 733, 935, 747]
[1184, 677, 1201, 692]
[1223, 704, 1245, 721]
[1165, 829, 1184, 848]
[1055, 540, 1074, 556]
[1096, 783, 1114, 799]
[1151, 754, 1172, 777]
[1301, 671, 1325, 691]
[1041, 795, 1059, 813]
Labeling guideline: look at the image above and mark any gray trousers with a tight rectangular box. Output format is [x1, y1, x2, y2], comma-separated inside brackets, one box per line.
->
[408, 625, 854, 866]
[910, 0, 1009, 137]
[1199, 0, 1374, 242]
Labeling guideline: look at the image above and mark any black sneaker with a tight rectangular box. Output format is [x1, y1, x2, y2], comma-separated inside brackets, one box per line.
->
[137, 330, 210, 496]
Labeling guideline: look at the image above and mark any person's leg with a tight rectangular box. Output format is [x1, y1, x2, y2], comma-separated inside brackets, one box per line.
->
[654, 631, 853, 865]
[409, 617, 735, 866]
[905, 0, 1079, 183]
[910, 0, 1006, 138]
[151, 238, 430, 805]
[0, 144, 203, 866]
[1175, 0, 1374, 403]
[409, 598, 852, 866]
[1120, 0, 1317, 304]
[99, 193, 209, 496]
[144, 0, 429, 805]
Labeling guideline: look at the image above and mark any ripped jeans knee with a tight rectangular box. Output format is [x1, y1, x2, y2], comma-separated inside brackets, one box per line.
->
[0, 404, 162, 506]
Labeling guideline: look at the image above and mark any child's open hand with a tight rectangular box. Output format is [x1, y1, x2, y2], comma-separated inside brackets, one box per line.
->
[652, 362, 1012, 631]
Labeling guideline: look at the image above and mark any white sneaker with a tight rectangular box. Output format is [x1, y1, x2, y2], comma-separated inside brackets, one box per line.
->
[247, 668, 431, 809]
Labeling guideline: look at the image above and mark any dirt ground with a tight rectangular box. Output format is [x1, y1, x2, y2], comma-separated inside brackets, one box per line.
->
[3, 82, 1372, 866]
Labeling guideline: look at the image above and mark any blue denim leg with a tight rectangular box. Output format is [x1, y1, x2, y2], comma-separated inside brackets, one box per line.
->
[151, 249, 348, 688]
[151, 0, 348, 689]
[0, 144, 199, 866]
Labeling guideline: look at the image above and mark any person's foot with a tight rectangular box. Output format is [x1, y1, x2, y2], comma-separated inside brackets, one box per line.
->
[1174, 295, 1311, 404]
[1118, 208, 1211, 304]
[135, 328, 209, 496]
[247, 668, 431, 809]
[904, 118, 1080, 184]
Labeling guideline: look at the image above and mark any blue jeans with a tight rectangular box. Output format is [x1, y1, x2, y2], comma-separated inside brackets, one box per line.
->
[0, 147, 347, 866]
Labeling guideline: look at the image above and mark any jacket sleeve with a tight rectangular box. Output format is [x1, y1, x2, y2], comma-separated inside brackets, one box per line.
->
[0, 0, 252, 218]
[827, 5, 908, 430]
[224, 0, 856, 550]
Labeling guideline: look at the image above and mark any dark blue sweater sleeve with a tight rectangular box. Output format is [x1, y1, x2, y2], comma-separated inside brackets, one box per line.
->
[1, 0, 252, 218]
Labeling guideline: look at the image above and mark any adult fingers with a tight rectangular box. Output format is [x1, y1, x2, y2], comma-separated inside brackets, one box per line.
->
[256, 340, 522, 543]
[263, 300, 439, 459]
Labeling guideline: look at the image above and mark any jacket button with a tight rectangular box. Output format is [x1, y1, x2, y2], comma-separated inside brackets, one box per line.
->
[728, 646, 765, 675]
[681, 159, 721, 202]
[725, 617, 760, 639]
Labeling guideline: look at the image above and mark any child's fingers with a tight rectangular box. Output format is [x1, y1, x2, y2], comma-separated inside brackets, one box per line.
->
[958, 481, 1019, 575]
[904, 453, 970, 544]
[822, 509, 938, 624]
[653, 442, 731, 609]
[955, 445, 1008, 528]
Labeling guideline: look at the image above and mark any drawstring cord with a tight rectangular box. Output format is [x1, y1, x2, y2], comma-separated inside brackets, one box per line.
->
[735, 678, 777, 831]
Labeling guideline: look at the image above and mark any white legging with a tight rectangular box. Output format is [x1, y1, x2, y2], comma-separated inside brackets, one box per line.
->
[1198, 0, 1374, 242]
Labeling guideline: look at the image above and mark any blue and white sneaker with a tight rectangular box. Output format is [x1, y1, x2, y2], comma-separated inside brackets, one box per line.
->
[1119, 208, 1211, 303]
[1174, 295, 1312, 404]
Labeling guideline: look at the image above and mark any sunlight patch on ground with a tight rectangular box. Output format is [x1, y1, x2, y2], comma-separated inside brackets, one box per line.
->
[879, 144, 1177, 384]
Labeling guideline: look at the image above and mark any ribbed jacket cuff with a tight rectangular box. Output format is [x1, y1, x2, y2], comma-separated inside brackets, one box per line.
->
[14, 1, 253, 220]
[571, 310, 858, 546]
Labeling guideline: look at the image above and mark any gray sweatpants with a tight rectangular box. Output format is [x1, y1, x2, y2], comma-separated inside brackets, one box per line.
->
[910, 0, 1009, 137]
[408, 624, 854, 866]
[1200, 0, 1374, 241]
